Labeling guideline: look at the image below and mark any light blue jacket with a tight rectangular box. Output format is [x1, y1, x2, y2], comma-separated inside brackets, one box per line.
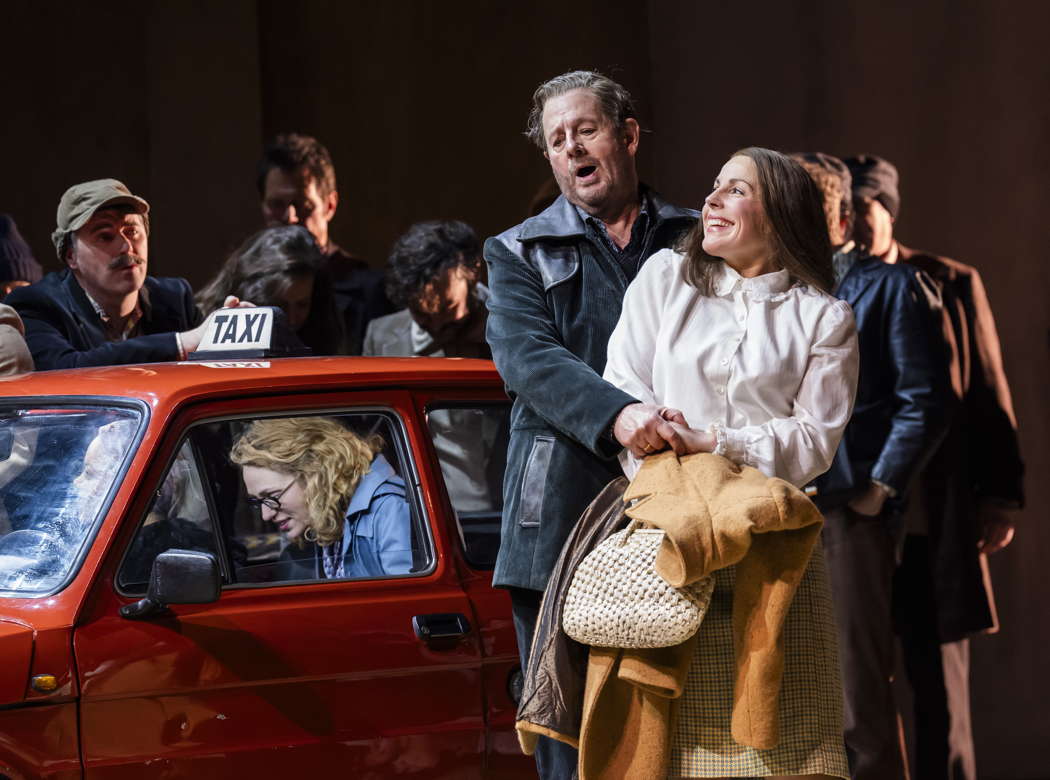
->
[314, 454, 413, 579]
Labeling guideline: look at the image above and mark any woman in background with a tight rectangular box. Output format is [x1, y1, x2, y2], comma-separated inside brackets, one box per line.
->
[197, 225, 344, 354]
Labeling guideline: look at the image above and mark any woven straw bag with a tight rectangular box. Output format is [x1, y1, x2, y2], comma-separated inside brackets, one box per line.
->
[562, 520, 714, 649]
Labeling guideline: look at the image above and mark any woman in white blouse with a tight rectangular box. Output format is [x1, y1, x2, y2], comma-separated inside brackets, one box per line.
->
[604, 147, 859, 779]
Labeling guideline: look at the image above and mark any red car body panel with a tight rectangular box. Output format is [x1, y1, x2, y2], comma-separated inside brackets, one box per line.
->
[0, 358, 533, 778]
[0, 704, 80, 779]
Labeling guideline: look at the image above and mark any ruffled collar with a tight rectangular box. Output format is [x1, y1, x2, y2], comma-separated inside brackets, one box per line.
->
[712, 261, 796, 301]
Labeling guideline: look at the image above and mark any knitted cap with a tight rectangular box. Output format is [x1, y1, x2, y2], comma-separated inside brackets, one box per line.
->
[844, 155, 900, 220]
[0, 215, 43, 284]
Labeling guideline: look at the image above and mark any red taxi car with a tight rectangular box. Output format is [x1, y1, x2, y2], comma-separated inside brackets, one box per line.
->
[0, 355, 533, 778]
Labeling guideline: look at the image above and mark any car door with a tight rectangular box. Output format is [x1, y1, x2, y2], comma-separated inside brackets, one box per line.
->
[412, 387, 536, 778]
[73, 390, 486, 779]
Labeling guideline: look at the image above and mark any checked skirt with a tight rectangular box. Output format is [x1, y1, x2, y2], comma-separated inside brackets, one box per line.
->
[669, 545, 850, 778]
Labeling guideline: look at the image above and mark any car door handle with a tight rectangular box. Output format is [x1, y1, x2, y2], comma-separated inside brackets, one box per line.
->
[412, 613, 471, 644]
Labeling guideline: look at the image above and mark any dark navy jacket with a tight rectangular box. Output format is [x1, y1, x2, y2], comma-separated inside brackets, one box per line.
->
[815, 252, 953, 510]
[485, 192, 697, 591]
[6, 270, 201, 370]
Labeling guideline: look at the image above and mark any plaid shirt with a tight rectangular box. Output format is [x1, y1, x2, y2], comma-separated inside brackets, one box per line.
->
[83, 286, 149, 342]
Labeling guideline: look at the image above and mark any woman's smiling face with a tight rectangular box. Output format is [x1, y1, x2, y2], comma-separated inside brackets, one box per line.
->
[701, 155, 774, 267]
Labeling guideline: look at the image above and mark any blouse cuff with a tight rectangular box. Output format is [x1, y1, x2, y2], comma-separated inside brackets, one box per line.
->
[708, 422, 728, 457]
[708, 421, 753, 464]
[708, 422, 772, 476]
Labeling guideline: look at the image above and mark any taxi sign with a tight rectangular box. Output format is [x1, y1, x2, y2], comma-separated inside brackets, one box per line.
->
[189, 306, 310, 360]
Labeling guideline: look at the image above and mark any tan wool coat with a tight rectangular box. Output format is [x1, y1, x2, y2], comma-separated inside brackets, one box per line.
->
[578, 451, 824, 779]
[0, 304, 32, 376]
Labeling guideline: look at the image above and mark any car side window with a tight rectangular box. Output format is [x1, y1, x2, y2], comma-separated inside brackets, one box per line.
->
[118, 411, 433, 594]
[425, 404, 509, 569]
[118, 439, 218, 592]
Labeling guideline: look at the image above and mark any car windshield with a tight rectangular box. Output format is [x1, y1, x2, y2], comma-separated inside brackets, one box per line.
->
[0, 405, 140, 596]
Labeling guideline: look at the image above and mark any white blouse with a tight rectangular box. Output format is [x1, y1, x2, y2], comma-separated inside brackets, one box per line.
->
[603, 249, 859, 487]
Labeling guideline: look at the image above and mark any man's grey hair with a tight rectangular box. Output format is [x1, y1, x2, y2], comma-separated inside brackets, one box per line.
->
[524, 70, 637, 150]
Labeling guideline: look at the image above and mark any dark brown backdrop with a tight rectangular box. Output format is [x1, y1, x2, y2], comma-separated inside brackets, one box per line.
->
[1, 2, 1046, 776]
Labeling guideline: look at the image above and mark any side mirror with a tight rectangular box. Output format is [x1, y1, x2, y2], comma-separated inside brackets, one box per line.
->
[120, 549, 221, 620]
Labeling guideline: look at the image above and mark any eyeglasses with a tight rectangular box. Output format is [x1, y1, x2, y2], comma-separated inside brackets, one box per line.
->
[246, 477, 296, 513]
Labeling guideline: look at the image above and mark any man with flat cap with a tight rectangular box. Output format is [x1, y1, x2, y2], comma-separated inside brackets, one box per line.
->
[847, 154, 1025, 780]
[7, 179, 225, 370]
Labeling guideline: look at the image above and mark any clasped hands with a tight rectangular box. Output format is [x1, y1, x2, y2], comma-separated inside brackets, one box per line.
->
[612, 402, 716, 459]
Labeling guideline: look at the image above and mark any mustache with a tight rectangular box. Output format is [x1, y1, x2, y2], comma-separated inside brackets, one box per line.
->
[108, 254, 146, 270]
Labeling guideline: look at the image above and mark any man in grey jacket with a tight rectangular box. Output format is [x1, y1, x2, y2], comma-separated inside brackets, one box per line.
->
[484, 70, 697, 778]
[363, 220, 489, 359]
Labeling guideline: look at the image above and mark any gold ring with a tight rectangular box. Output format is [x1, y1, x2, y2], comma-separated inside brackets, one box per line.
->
[643, 443, 654, 453]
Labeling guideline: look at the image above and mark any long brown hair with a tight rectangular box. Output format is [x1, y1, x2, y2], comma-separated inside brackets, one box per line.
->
[680, 147, 834, 294]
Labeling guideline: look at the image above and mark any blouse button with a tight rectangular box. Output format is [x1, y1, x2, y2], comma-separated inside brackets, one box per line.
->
[717, 387, 725, 395]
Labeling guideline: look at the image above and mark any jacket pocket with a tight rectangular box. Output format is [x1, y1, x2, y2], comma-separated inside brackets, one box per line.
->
[518, 435, 555, 528]
[528, 243, 580, 292]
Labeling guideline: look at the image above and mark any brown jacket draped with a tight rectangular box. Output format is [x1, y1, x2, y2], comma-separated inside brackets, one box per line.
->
[515, 477, 630, 755]
[576, 452, 824, 778]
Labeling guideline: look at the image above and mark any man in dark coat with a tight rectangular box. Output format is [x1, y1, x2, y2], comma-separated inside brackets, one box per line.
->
[796, 153, 952, 780]
[485, 70, 697, 778]
[7, 179, 212, 370]
[257, 133, 392, 354]
[848, 154, 1024, 780]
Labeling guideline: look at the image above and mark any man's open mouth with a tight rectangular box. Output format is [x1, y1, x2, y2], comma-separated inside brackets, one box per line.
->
[575, 165, 597, 179]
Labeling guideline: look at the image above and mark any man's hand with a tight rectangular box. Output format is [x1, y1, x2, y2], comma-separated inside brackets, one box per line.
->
[180, 295, 256, 354]
[613, 403, 689, 458]
[978, 502, 1016, 555]
[848, 481, 891, 517]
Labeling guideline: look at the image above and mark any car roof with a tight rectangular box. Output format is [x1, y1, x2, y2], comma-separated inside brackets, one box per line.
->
[0, 357, 504, 406]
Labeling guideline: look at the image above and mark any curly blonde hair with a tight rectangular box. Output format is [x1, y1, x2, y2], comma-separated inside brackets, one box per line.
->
[230, 417, 381, 547]
[794, 158, 850, 246]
